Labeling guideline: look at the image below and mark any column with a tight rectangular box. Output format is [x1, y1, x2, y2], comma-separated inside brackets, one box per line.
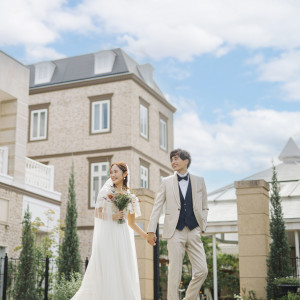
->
[212, 234, 218, 300]
[295, 231, 300, 277]
[135, 188, 156, 300]
[235, 180, 270, 299]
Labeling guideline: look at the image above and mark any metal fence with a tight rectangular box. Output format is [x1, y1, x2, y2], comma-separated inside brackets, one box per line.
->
[290, 257, 300, 278]
[0, 254, 89, 300]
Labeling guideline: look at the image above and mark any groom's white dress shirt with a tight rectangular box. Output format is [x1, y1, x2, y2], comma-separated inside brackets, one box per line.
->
[177, 171, 189, 198]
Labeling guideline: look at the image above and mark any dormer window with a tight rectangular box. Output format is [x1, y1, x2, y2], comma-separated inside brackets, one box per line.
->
[94, 50, 116, 74]
[137, 64, 154, 86]
[34, 62, 56, 85]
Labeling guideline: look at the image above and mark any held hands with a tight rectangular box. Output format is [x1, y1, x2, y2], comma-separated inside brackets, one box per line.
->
[146, 232, 157, 246]
[112, 211, 125, 221]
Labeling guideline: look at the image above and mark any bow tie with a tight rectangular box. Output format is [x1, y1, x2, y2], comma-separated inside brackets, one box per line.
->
[177, 174, 189, 181]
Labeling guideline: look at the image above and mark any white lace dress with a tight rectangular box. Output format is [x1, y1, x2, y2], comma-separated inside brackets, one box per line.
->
[71, 179, 141, 300]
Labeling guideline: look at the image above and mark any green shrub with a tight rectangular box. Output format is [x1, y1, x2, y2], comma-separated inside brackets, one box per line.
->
[280, 292, 300, 300]
[275, 277, 300, 286]
[234, 288, 264, 300]
[50, 272, 82, 300]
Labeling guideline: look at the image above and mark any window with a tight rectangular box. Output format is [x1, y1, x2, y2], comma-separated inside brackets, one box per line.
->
[160, 118, 167, 150]
[90, 162, 109, 208]
[160, 170, 169, 183]
[0, 199, 9, 223]
[34, 62, 56, 85]
[140, 165, 149, 188]
[29, 108, 48, 141]
[94, 50, 116, 74]
[91, 100, 110, 133]
[140, 104, 148, 139]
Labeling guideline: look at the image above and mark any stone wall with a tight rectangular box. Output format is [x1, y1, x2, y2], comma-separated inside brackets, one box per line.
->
[0, 186, 23, 256]
[235, 180, 270, 299]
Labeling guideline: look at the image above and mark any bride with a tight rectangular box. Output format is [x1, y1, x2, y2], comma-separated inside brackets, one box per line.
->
[71, 161, 147, 300]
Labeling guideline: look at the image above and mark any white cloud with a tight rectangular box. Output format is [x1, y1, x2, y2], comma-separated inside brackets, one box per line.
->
[257, 51, 300, 101]
[0, 0, 92, 62]
[2, 0, 300, 62]
[79, 0, 300, 59]
[2, 0, 300, 99]
[173, 105, 300, 175]
[24, 45, 65, 62]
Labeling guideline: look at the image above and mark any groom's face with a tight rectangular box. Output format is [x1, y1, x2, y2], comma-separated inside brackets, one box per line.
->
[171, 155, 189, 173]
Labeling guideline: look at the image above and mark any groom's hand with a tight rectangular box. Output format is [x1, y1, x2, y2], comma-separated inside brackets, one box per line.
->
[146, 232, 157, 246]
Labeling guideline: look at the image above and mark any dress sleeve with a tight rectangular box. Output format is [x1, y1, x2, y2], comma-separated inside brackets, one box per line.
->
[95, 178, 114, 219]
[128, 193, 141, 218]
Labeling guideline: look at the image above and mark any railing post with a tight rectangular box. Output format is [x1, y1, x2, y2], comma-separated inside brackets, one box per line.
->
[2, 253, 8, 300]
[49, 165, 55, 191]
[85, 257, 89, 271]
[44, 255, 49, 300]
[154, 225, 160, 300]
[0, 146, 8, 175]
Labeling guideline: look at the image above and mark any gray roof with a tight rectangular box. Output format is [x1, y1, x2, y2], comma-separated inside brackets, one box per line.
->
[27, 48, 165, 98]
[279, 137, 300, 162]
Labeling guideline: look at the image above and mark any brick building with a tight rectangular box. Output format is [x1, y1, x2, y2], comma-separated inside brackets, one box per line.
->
[0, 51, 61, 295]
[26, 48, 176, 259]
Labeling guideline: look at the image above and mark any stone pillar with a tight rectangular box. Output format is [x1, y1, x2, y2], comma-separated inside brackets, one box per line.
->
[235, 180, 270, 299]
[0, 52, 29, 183]
[135, 188, 155, 300]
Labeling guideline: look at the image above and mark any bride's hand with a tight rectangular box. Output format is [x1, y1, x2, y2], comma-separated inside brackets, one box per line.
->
[112, 211, 124, 220]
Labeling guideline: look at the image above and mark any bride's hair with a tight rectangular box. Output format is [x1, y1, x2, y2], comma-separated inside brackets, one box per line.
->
[110, 161, 129, 188]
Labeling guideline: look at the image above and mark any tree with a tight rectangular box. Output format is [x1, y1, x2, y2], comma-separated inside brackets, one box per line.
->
[32, 209, 61, 297]
[267, 165, 292, 300]
[13, 206, 39, 300]
[58, 161, 81, 280]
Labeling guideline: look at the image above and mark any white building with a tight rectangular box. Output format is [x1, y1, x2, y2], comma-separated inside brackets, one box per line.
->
[207, 137, 300, 271]
[0, 51, 61, 269]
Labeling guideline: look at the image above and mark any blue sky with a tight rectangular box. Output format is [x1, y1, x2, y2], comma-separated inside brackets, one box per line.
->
[1, 0, 300, 191]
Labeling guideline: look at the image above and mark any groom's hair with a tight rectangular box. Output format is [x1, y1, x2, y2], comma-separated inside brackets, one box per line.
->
[170, 149, 191, 168]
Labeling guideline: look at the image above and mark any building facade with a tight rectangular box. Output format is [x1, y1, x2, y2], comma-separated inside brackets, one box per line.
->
[0, 51, 61, 295]
[26, 48, 175, 259]
[207, 138, 300, 277]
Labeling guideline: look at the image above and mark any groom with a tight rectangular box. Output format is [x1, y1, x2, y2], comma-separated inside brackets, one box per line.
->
[147, 149, 208, 300]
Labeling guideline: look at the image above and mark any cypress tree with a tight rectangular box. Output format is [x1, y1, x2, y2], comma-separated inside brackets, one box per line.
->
[58, 161, 81, 280]
[267, 165, 292, 299]
[14, 206, 39, 300]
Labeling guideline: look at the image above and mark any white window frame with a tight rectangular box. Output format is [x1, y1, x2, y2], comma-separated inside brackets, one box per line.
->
[160, 118, 167, 150]
[91, 100, 110, 133]
[34, 62, 55, 85]
[140, 104, 148, 139]
[30, 109, 48, 141]
[140, 165, 149, 188]
[90, 162, 109, 208]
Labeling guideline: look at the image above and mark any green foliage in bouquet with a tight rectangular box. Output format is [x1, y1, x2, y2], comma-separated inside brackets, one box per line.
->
[111, 193, 132, 223]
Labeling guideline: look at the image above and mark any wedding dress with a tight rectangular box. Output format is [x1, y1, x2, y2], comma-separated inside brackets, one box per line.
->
[71, 178, 142, 300]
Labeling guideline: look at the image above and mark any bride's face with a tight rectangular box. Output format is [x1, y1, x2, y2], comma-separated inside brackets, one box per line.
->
[110, 164, 125, 187]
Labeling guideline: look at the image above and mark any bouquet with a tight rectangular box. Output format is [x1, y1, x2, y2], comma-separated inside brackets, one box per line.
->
[108, 193, 132, 224]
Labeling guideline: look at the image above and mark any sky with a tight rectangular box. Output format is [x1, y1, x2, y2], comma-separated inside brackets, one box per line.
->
[1, 0, 300, 192]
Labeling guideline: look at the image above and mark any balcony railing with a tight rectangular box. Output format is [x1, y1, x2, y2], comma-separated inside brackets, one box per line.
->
[0, 146, 8, 175]
[1, 147, 54, 191]
[25, 157, 54, 191]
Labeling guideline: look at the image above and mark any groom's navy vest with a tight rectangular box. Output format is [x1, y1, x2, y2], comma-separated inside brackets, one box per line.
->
[176, 179, 199, 230]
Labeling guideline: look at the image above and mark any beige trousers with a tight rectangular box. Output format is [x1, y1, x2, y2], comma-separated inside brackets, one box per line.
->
[167, 226, 208, 300]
